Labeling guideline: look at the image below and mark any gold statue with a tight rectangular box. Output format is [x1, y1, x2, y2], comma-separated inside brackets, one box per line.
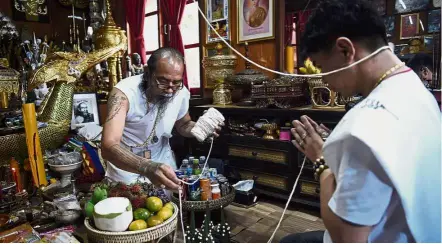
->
[0, 39, 126, 165]
[95, 0, 127, 90]
[246, 0, 267, 28]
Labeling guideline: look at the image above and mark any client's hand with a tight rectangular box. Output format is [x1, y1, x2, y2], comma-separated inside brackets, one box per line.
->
[141, 160, 180, 191]
[291, 115, 324, 162]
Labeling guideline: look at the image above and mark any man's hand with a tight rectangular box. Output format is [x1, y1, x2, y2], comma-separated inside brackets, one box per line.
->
[291, 116, 324, 161]
[141, 160, 180, 191]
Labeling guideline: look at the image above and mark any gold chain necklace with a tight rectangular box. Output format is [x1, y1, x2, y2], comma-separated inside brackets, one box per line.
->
[126, 105, 165, 149]
[375, 62, 405, 88]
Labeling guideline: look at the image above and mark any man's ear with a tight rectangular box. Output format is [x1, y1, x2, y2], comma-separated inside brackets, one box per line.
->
[335, 37, 356, 63]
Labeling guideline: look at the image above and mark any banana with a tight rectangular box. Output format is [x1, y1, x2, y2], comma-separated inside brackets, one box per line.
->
[299, 67, 308, 74]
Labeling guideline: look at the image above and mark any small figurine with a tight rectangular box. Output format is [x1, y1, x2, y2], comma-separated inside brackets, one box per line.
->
[130, 53, 144, 75]
[125, 56, 132, 77]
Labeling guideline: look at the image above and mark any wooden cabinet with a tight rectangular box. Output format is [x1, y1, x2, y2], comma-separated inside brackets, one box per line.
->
[188, 104, 345, 208]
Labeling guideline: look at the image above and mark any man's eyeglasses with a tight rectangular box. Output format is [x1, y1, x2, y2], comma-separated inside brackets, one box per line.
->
[154, 75, 183, 91]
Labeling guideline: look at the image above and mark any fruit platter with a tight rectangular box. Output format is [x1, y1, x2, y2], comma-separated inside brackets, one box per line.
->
[83, 182, 178, 243]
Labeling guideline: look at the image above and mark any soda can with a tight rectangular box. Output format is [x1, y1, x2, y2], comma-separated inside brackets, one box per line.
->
[201, 190, 210, 201]
[178, 175, 188, 200]
[200, 178, 212, 200]
[175, 170, 184, 177]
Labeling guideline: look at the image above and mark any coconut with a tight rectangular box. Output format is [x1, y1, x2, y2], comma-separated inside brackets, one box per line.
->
[93, 197, 133, 232]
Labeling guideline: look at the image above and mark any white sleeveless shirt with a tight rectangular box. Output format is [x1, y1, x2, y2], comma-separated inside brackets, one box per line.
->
[105, 74, 190, 184]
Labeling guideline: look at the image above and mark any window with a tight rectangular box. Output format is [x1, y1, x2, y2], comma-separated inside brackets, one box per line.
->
[142, 0, 202, 95]
[144, 1, 160, 59]
[181, 1, 201, 94]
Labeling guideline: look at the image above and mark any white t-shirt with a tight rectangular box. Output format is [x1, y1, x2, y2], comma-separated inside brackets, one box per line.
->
[105, 74, 190, 184]
[322, 70, 441, 242]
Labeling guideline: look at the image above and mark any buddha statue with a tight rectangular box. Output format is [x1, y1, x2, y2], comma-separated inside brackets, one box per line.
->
[130, 53, 144, 75]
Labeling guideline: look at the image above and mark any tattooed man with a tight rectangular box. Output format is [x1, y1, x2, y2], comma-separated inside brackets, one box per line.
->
[101, 48, 221, 190]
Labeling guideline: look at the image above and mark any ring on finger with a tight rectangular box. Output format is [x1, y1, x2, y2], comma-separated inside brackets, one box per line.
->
[299, 140, 304, 147]
[301, 133, 308, 140]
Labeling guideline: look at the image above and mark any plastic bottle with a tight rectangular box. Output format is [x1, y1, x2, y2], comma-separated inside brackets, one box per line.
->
[193, 159, 201, 175]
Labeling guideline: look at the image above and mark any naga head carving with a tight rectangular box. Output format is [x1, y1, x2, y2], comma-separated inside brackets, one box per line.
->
[27, 42, 126, 91]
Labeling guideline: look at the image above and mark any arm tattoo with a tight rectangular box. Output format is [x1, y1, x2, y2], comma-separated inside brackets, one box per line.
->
[106, 93, 127, 123]
[107, 144, 156, 175]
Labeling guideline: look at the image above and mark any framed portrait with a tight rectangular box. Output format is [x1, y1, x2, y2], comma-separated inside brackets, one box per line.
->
[394, 0, 430, 13]
[206, 0, 230, 43]
[428, 9, 441, 33]
[11, 0, 50, 23]
[71, 93, 100, 130]
[384, 16, 395, 38]
[400, 13, 420, 39]
[237, 0, 275, 44]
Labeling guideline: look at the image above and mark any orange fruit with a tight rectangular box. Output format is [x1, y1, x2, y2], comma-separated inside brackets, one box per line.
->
[145, 197, 163, 213]
[147, 215, 164, 227]
[129, 220, 147, 231]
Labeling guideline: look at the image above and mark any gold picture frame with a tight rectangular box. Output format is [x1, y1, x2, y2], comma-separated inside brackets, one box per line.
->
[400, 13, 420, 40]
[237, 0, 275, 44]
[205, 0, 231, 44]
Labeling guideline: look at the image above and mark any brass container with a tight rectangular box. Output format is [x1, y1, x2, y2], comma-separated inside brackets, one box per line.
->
[203, 43, 237, 105]
[0, 92, 8, 109]
[307, 78, 355, 109]
[261, 123, 278, 140]
[94, 0, 127, 90]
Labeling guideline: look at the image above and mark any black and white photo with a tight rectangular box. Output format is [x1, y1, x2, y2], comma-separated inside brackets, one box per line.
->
[71, 93, 100, 130]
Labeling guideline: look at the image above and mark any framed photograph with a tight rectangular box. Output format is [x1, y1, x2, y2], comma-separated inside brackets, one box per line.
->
[206, 0, 230, 43]
[237, 0, 275, 44]
[394, 0, 430, 13]
[71, 93, 100, 130]
[428, 9, 441, 33]
[400, 13, 420, 39]
[384, 16, 395, 38]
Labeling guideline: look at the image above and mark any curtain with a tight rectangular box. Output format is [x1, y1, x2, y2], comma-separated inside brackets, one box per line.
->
[297, 10, 312, 36]
[160, 0, 188, 88]
[125, 0, 147, 64]
[285, 13, 295, 46]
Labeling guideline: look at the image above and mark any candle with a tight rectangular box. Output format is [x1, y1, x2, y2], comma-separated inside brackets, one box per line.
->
[285, 46, 295, 74]
[22, 103, 47, 187]
[10, 157, 23, 192]
[11, 168, 18, 192]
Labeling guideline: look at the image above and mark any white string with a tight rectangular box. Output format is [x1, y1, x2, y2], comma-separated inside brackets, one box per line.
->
[193, 0, 391, 78]
[178, 136, 215, 243]
[268, 156, 306, 243]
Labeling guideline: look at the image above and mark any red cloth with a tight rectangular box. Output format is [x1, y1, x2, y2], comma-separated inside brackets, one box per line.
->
[160, 0, 188, 88]
[285, 13, 295, 46]
[125, 0, 147, 64]
[297, 10, 312, 35]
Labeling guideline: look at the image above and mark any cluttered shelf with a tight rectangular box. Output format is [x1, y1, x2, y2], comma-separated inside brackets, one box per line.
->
[187, 105, 346, 209]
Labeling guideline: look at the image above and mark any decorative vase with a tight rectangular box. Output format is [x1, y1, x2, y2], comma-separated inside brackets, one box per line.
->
[203, 43, 237, 105]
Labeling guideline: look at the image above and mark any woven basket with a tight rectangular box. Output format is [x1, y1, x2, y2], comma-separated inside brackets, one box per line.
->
[84, 202, 178, 243]
[171, 187, 235, 212]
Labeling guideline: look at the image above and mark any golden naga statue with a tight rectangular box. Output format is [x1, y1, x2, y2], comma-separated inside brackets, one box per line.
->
[0, 41, 127, 164]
